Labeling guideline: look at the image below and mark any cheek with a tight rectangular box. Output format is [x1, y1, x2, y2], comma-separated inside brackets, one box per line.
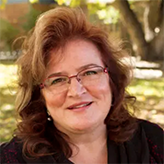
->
[43, 91, 67, 109]
[88, 80, 112, 100]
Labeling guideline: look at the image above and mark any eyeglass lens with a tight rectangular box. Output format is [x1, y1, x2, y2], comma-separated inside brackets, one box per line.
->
[43, 66, 107, 94]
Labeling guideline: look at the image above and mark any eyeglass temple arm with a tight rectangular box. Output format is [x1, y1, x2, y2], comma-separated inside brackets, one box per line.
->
[40, 83, 45, 89]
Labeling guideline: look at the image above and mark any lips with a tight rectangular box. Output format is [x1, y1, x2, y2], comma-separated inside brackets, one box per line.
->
[67, 102, 93, 110]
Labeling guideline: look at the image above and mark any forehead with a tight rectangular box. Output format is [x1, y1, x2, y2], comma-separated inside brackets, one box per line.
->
[46, 39, 104, 74]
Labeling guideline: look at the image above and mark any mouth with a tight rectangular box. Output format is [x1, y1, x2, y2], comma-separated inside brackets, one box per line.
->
[67, 102, 93, 110]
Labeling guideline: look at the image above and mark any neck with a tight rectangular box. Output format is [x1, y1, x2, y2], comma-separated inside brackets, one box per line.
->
[67, 125, 108, 164]
[55, 122, 108, 163]
[62, 123, 107, 145]
[70, 130, 107, 155]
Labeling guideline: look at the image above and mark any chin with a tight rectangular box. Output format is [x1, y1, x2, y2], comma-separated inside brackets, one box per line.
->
[69, 120, 100, 132]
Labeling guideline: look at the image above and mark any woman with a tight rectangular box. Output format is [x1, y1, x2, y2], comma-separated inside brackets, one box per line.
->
[1, 7, 163, 164]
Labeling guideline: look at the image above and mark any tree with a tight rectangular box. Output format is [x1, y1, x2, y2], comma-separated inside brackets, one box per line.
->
[55, 0, 89, 16]
[56, 0, 164, 60]
[21, 4, 42, 32]
[56, 0, 163, 61]
[0, 18, 19, 51]
[114, 0, 164, 61]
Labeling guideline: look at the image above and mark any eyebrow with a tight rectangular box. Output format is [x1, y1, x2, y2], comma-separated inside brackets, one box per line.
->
[77, 63, 100, 71]
[48, 63, 100, 78]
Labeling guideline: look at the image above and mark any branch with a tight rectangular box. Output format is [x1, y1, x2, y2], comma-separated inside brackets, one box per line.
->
[114, 0, 149, 58]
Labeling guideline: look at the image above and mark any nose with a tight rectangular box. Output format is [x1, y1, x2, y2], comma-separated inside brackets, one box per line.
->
[67, 78, 87, 97]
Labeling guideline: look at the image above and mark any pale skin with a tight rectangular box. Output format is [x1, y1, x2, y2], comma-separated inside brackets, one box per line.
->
[42, 39, 112, 163]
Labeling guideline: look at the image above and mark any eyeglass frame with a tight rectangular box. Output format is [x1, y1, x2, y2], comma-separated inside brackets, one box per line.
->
[40, 66, 108, 89]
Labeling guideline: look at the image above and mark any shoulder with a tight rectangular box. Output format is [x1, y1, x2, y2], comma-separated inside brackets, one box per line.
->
[0, 138, 59, 164]
[138, 119, 164, 161]
[0, 137, 25, 163]
[138, 119, 163, 143]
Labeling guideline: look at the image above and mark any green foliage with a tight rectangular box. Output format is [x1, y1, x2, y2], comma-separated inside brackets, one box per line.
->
[0, 0, 7, 9]
[96, 6, 119, 24]
[87, 1, 119, 24]
[0, 64, 18, 142]
[54, 0, 66, 5]
[29, 0, 39, 3]
[55, 0, 85, 7]
[21, 5, 42, 32]
[0, 92, 17, 142]
[55, 0, 120, 24]
[128, 78, 164, 98]
[128, 78, 164, 127]
[69, 0, 81, 7]
[0, 19, 19, 51]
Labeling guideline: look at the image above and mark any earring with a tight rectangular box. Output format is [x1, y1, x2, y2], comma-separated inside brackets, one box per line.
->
[47, 116, 52, 121]
[47, 111, 52, 121]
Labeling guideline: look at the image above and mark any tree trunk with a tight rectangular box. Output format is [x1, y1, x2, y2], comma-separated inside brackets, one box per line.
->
[150, 14, 164, 60]
[144, 0, 164, 61]
[115, 0, 148, 59]
[144, 2, 154, 42]
[115, 0, 163, 61]
[148, 0, 162, 30]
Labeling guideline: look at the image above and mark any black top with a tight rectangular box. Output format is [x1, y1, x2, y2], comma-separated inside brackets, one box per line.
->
[0, 119, 163, 164]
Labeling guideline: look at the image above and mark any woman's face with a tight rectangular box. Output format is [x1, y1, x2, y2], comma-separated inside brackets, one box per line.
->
[42, 39, 112, 135]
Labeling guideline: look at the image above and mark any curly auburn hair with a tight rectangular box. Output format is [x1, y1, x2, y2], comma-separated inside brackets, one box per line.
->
[15, 6, 138, 160]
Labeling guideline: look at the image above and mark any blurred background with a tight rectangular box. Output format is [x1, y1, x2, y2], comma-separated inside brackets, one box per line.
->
[0, 0, 164, 142]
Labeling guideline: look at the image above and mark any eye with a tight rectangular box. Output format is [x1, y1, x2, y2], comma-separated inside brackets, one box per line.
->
[50, 77, 67, 85]
[84, 70, 98, 76]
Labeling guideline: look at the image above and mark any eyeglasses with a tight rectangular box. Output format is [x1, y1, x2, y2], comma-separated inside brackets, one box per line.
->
[40, 66, 108, 94]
